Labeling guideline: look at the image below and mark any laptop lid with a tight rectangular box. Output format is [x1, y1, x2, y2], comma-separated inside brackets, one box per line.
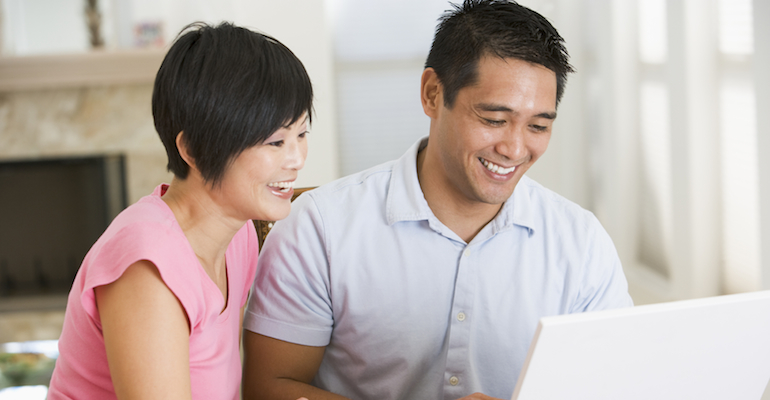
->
[511, 290, 770, 400]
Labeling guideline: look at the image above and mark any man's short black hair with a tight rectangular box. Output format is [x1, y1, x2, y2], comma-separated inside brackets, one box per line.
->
[425, 0, 574, 108]
[152, 22, 313, 185]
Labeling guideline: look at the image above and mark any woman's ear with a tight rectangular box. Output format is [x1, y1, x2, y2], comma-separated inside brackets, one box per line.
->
[175, 131, 197, 170]
[420, 68, 443, 119]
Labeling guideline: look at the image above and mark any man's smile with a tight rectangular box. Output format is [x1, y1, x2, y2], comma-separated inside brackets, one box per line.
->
[479, 157, 516, 175]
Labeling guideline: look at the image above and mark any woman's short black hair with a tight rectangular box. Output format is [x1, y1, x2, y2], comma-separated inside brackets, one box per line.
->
[152, 22, 313, 184]
[425, 0, 574, 108]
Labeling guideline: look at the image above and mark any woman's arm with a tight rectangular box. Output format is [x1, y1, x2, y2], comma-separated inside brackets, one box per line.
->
[240, 304, 246, 347]
[96, 260, 192, 400]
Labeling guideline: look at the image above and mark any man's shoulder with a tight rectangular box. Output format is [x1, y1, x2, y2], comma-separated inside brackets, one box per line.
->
[270, 159, 399, 246]
[303, 159, 397, 205]
[518, 176, 590, 213]
[515, 175, 599, 230]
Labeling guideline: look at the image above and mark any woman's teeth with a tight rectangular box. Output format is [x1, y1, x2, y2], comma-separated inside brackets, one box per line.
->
[268, 181, 294, 193]
[481, 158, 516, 175]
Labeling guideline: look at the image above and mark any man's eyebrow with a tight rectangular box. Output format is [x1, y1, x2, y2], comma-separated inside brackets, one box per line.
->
[536, 112, 557, 120]
[476, 103, 557, 119]
[477, 103, 513, 112]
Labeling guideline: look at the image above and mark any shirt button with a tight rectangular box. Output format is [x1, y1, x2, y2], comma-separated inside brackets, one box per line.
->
[463, 249, 471, 257]
[457, 312, 466, 321]
[449, 376, 459, 386]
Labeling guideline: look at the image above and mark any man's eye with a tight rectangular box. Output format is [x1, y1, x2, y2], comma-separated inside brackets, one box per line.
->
[531, 125, 547, 132]
[484, 118, 505, 126]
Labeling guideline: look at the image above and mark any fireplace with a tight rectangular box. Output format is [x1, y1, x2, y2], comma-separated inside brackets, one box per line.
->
[0, 155, 127, 301]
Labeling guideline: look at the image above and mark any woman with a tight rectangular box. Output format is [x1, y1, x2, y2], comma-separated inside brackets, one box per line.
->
[47, 22, 312, 399]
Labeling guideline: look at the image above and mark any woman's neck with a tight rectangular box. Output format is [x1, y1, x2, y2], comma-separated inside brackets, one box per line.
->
[161, 175, 242, 275]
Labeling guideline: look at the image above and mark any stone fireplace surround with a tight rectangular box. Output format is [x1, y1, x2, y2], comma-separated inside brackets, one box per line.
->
[0, 50, 174, 343]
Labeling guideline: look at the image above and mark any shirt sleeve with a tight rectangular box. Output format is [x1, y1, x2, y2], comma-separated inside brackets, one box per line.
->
[79, 219, 206, 331]
[243, 192, 334, 346]
[571, 213, 635, 313]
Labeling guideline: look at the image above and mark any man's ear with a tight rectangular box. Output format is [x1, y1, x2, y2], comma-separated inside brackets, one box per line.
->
[421, 68, 443, 119]
[175, 131, 197, 170]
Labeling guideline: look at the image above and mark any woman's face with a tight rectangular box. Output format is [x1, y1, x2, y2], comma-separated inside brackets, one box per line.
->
[212, 114, 309, 223]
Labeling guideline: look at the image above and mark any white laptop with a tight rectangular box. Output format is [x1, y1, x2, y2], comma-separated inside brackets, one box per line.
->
[511, 290, 770, 400]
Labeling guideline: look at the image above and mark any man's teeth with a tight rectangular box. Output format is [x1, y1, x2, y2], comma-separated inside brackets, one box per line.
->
[481, 158, 516, 175]
[268, 181, 294, 193]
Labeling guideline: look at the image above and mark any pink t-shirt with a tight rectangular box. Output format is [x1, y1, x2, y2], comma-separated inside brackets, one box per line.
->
[48, 184, 259, 400]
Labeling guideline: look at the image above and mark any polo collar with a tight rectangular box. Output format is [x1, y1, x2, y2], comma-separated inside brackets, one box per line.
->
[492, 175, 536, 236]
[386, 138, 432, 224]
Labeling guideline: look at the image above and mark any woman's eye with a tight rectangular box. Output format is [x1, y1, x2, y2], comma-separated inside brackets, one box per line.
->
[299, 131, 308, 139]
[268, 140, 284, 147]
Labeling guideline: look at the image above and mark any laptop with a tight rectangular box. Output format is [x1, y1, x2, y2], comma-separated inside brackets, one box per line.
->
[511, 290, 770, 400]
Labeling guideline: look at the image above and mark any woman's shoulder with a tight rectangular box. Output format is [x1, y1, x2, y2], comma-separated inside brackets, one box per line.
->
[110, 187, 178, 232]
[79, 192, 193, 289]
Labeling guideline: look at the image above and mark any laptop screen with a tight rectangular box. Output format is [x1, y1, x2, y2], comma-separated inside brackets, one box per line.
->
[511, 290, 770, 400]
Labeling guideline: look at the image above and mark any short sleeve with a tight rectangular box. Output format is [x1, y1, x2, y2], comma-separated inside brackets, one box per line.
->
[78, 217, 206, 330]
[243, 193, 334, 346]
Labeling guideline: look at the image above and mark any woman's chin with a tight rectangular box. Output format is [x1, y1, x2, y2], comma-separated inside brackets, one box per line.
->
[253, 204, 292, 222]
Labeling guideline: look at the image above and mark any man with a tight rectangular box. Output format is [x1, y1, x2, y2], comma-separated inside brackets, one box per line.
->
[242, 1, 633, 399]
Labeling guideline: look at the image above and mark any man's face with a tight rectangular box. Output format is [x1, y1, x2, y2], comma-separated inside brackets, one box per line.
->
[428, 55, 557, 206]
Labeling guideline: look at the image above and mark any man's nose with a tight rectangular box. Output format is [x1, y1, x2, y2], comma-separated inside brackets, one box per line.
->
[495, 125, 528, 161]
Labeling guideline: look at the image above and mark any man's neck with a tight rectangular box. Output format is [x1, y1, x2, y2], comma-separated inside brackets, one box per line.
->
[416, 145, 503, 243]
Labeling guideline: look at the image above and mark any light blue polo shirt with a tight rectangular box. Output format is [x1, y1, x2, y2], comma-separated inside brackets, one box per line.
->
[244, 138, 633, 400]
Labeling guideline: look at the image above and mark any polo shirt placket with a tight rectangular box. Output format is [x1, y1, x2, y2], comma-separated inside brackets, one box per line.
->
[443, 242, 478, 399]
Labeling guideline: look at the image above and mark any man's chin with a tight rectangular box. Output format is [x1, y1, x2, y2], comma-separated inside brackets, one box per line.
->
[474, 186, 517, 206]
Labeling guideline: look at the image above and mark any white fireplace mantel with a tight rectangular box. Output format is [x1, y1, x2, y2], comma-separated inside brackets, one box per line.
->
[0, 49, 166, 92]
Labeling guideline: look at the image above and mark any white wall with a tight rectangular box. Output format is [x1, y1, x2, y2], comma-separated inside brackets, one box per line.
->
[1, 0, 339, 189]
[1, 0, 91, 54]
[755, 0, 770, 291]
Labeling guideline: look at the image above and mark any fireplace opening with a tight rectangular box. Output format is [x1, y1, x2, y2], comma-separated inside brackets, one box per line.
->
[0, 155, 127, 300]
